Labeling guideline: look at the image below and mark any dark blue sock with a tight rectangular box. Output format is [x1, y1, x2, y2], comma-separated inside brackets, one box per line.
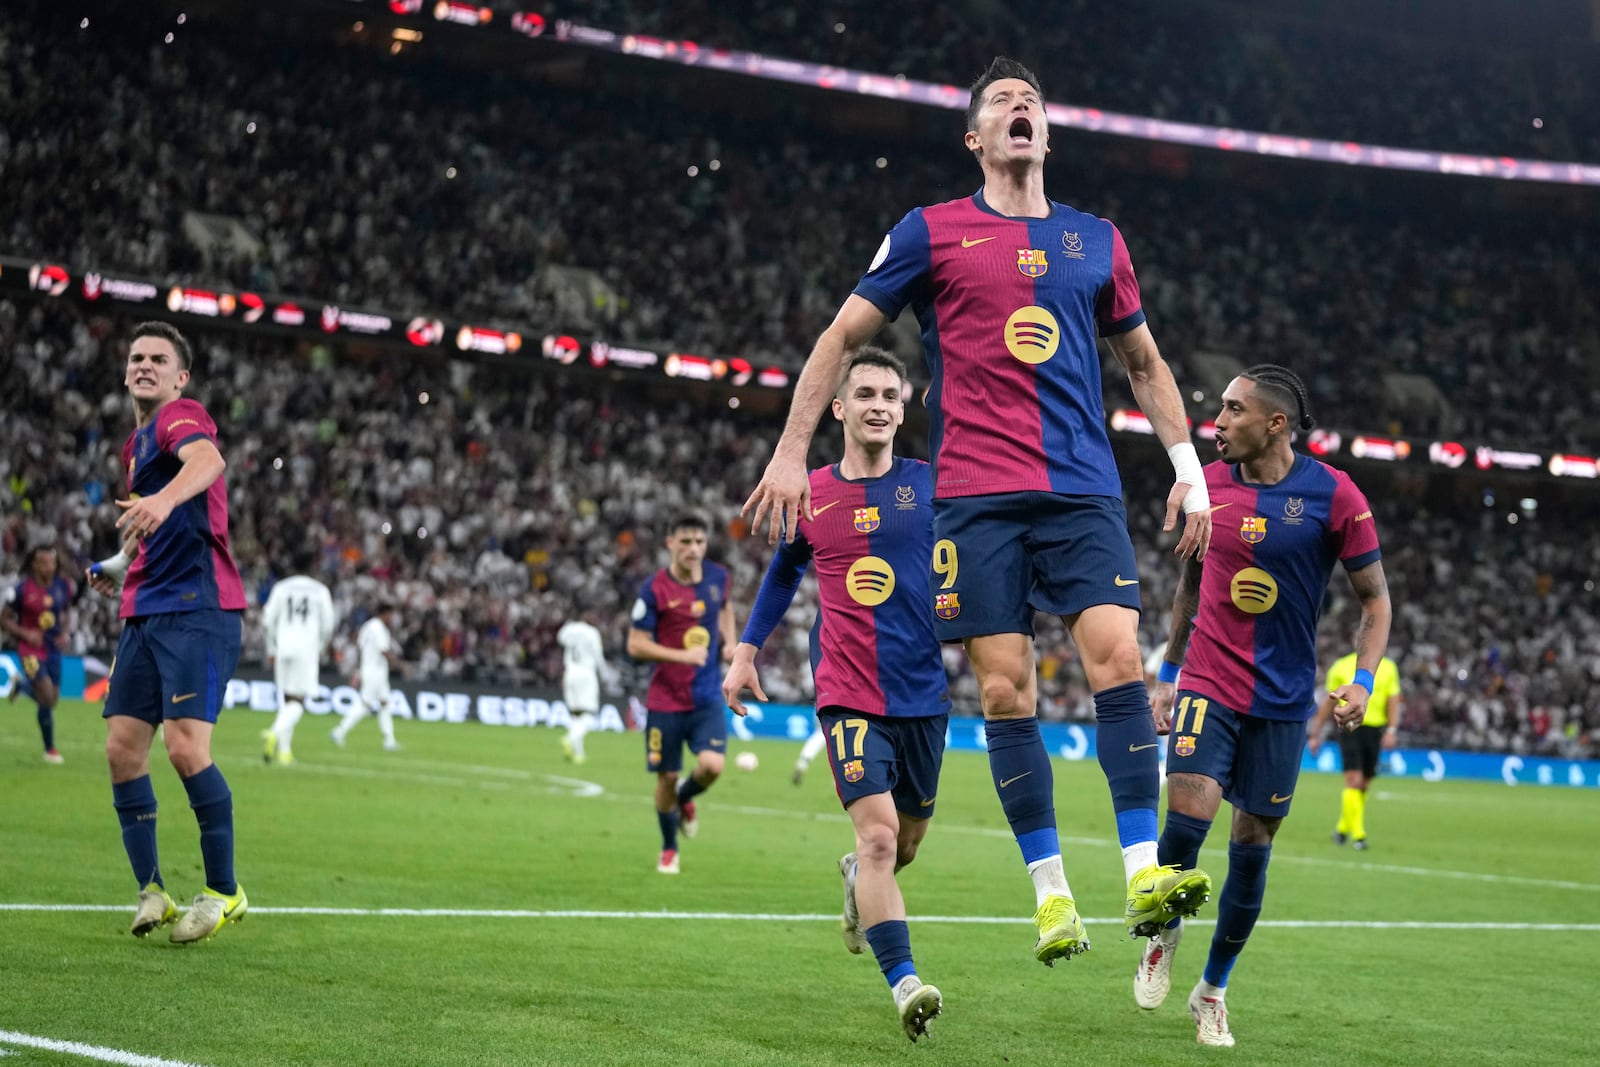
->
[111, 775, 162, 888]
[1159, 810, 1213, 871]
[864, 920, 917, 988]
[1093, 683, 1161, 844]
[676, 774, 708, 805]
[1203, 841, 1272, 987]
[657, 808, 679, 851]
[985, 717, 1059, 864]
[37, 703, 55, 751]
[181, 764, 236, 896]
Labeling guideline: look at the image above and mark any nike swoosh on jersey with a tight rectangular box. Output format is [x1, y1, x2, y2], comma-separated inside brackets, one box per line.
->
[1208, 503, 1233, 513]
[998, 771, 1032, 788]
[811, 500, 842, 516]
[961, 235, 997, 248]
[1270, 792, 1293, 804]
[171, 692, 198, 704]
[1129, 743, 1159, 753]
[666, 599, 684, 608]
[1114, 575, 1139, 586]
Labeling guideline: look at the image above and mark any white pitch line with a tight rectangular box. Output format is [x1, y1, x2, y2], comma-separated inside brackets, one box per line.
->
[0, 1030, 213, 1067]
[1, 904, 1597, 932]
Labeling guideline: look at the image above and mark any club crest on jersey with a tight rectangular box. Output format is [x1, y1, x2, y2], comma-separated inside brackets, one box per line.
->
[895, 485, 916, 510]
[1174, 736, 1196, 757]
[853, 506, 881, 533]
[934, 592, 961, 620]
[1062, 232, 1086, 259]
[1016, 248, 1049, 278]
[1283, 497, 1305, 525]
[842, 759, 865, 784]
[1240, 516, 1268, 544]
[690, 599, 707, 618]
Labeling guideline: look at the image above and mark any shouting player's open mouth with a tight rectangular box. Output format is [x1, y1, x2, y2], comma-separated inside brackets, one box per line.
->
[1007, 116, 1034, 149]
[1214, 433, 1231, 458]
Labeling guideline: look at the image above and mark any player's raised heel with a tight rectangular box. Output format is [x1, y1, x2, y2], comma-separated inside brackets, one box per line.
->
[656, 849, 680, 875]
[1188, 986, 1236, 1047]
[1134, 932, 1180, 1010]
[262, 729, 277, 765]
[1032, 893, 1089, 965]
[1127, 863, 1212, 937]
[838, 852, 867, 954]
[130, 884, 177, 938]
[679, 797, 699, 840]
[169, 885, 248, 944]
[893, 976, 942, 1042]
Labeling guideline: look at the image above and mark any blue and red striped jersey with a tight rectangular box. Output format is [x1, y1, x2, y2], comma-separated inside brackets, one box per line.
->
[1178, 456, 1382, 721]
[119, 398, 246, 618]
[742, 457, 949, 719]
[634, 562, 730, 711]
[12, 576, 73, 658]
[852, 190, 1144, 500]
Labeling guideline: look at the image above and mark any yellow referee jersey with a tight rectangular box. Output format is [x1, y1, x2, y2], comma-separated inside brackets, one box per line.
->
[1324, 653, 1401, 728]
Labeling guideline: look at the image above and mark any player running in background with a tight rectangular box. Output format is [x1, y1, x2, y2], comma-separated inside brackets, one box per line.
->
[627, 513, 735, 875]
[87, 321, 248, 944]
[557, 610, 609, 764]
[726, 349, 948, 1040]
[259, 550, 336, 765]
[791, 723, 829, 785]
[332, 603, 403, 750]
[1140, 365, 1391, 1047]
[2, 545, 74, 763]
[745, 56, 1214, 965]
[1308, 649, 1403, 850]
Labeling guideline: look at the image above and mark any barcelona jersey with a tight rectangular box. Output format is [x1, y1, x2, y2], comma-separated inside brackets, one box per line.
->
[852, 189, 1145, 500]
[742, 458, 949, 719]
[119, 398, 246, 618]
[634, 562, 730, 712]
[1179, 456, 1381, 721]
[12, 576, 73, 658]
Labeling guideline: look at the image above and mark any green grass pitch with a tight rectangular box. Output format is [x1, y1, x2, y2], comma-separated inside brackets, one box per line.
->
[2, 700, 1596, 1065]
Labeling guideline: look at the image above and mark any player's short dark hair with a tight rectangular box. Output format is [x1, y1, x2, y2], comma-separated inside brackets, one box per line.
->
[667, 512, 709, 536]
[23, 544, 56, 569]
[130, 321, 194, 371]
[966, 57, 1044, 132]
[1241, 364, 1316, 433]
[374, 600, 396, 615]
[840, 346, 909, 396]
[289, 546, 318, 574]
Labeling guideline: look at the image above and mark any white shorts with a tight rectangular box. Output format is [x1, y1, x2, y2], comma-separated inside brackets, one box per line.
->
[360, 683, 391, 712]
[564, 677, 599, 714]
[275, 653, 320, 700]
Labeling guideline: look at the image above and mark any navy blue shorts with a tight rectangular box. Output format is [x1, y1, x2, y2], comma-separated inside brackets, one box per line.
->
[645, 703, 727, 774]
[1165, 689, 1307, 818]
[103, 610, 243, 725]
[19, 650, 63, 689]
[818, 709, 948, 818]
[929, 492, 1141, 641]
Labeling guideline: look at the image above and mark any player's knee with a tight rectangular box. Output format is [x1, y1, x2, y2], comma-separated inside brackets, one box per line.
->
[1231, 810, 1281, 846]
[1343, 771, 1364, 789]
[978, 673, 1030, 718]
[697, 754, 724, 782]
[1093, 642, 1144, 688]
[895, 837, 920, 870]
[856, 821, 897, 868]
[105, 733, 142, 775]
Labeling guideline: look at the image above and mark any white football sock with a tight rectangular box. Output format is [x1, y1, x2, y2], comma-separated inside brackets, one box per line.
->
[274, 700, 305, 752]
[1122, 841, 1159, 882]
[1025, 854, 1072, 907]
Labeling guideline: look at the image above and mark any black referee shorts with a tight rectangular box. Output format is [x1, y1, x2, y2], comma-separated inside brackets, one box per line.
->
[1338, 724, 1384, 780]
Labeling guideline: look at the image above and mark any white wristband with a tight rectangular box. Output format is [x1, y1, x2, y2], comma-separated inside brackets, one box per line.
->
[1167, 442, 1209, 514]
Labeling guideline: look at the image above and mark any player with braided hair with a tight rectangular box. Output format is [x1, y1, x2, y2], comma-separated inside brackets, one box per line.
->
[1135, 364, 1392, 1047]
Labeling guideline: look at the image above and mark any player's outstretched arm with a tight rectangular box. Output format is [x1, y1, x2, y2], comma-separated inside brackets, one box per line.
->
[744, 295, 886, 545]
[722, 643, 769, 717]
[115, 438, 226, 539]
[1329, 561, 1393, 731]
[1105, 324, 1212, 560]
[1150, 554, 1205, 734]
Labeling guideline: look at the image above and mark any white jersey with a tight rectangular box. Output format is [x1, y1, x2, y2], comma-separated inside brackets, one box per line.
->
[262, 575, 337, 659]
[358, 616, 394, 692]
[558, 620, 607, 713]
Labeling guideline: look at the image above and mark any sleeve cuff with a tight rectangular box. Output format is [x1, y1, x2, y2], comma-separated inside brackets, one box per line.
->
[1098, 308, 1146, 337]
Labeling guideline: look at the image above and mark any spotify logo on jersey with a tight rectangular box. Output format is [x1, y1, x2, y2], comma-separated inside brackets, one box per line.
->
[1229, 568, 1279, 614]
[847, 556, 896, 606]
[1004, 306, 1060, 364]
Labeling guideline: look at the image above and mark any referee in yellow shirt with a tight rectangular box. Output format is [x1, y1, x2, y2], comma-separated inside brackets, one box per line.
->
[1308, 652, 1402, 850]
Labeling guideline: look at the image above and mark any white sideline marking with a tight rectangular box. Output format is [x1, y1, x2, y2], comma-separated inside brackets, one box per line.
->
[0, 1030, 212, 1067]
[1, 904, 1596, 932]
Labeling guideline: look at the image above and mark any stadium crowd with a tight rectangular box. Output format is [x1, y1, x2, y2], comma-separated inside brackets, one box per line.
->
[3, 0, 1598, 452]
[2, 298, 1597, 760]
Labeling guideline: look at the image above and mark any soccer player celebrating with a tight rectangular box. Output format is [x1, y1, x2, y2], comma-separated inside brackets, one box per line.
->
[1308, 648, 1403, 850]
[1, 544, 74, 763]
[726, 349, 948, 1041]
[1138, 365, 1391, 1047]
[745, 56, 1213, 963]
[627, 513, 735, 874]
[259, 550, 337, 765]
[87, 321, 248, 943]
